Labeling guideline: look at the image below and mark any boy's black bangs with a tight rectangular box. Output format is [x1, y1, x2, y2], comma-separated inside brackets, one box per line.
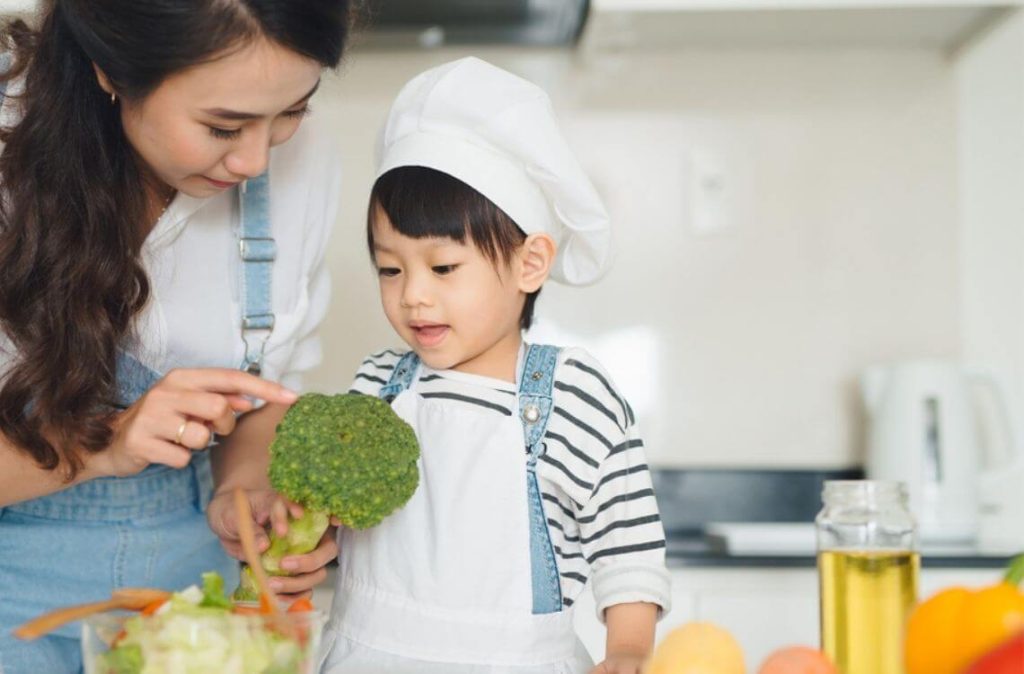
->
[368, 166, 518, 266]
[372, 167, 472, 242]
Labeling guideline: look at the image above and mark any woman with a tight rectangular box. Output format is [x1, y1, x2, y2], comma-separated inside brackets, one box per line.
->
[0, 1, 351, 671]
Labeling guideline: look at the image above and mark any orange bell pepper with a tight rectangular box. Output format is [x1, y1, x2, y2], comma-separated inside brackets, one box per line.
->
[905, 555, 1024, 674]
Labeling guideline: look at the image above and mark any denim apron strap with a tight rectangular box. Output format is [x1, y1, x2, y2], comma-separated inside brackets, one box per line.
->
[517, 343, 563, 614]
[379, 351, 421, 402]
[114, 348, 161, 408]
[0, 54, 9, 100]
[238, 172, 275, 376]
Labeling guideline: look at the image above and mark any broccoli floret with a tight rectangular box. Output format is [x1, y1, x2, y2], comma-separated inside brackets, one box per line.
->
[235, 393, 420, 598]
[269, 394, 420, 527]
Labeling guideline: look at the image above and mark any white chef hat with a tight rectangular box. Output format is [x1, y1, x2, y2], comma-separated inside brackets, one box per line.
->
[375, 57, 611, 286]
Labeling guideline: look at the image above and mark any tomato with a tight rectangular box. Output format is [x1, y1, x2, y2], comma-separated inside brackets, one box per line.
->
[964, 631, 1024, 674]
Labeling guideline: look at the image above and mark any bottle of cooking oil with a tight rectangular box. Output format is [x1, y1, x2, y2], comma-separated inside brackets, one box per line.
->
[816, 480, 919, 674]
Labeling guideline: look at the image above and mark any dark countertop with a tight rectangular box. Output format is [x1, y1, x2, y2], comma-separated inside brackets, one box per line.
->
[652, 467, 1019, 570]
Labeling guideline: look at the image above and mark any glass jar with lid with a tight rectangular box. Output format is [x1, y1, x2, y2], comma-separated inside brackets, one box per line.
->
[816, 480, 919, 674]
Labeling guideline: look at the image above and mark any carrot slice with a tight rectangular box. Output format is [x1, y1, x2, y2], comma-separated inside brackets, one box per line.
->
[140, 598, 167, 616]
[287, 597, 314, 613]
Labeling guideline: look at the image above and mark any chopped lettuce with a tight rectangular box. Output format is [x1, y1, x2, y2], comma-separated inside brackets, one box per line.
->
[199, 571, 232, 610]
[98, 643, 143, 674]
[95, 573, 307, 674]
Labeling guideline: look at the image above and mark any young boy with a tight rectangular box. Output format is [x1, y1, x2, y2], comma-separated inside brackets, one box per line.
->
[320, 57, 670, 674]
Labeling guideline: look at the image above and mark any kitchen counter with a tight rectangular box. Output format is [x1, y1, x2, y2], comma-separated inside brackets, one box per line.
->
[652, 467, 1020, 570]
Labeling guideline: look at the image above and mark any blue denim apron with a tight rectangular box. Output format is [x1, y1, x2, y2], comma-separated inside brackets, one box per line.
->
[0, 172, 277, 674]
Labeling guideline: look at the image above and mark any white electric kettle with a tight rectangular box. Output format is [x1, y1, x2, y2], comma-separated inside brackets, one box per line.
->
[861, 360, 1021, 545]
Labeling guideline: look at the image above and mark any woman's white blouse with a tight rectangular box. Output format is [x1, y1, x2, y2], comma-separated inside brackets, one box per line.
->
[134, 113, 342, 390]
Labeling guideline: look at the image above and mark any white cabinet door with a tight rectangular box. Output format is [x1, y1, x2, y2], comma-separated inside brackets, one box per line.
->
[696, 587, 819, 667]
[572, 567, 814, 664]
[686, 568, 819, 667]
[572, 575, 699, 662]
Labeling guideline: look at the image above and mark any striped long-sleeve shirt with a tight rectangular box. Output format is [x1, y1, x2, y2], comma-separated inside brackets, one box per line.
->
[349, 345, 671, 619]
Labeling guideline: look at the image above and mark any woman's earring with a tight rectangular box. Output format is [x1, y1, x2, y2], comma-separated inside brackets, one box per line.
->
[110, 92, 116, 105]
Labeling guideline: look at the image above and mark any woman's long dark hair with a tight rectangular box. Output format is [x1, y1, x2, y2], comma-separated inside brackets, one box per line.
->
[0, 0, 351, 477]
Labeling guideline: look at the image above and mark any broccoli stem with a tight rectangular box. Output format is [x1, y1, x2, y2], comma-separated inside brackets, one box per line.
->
[232, 565, 260, 603]
[261, 510, 331, 575]
[232, 510, 331, 602]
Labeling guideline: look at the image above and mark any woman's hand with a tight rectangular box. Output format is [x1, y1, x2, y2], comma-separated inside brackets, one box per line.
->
[207, 489, 339, 602]
[98, 368, 298, 478]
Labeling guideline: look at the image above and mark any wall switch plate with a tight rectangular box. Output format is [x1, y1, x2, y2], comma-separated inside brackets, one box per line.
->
[689, 151, 731, 235]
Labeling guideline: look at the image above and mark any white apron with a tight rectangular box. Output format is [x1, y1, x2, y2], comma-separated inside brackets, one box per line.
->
[320, 356, 593, 674]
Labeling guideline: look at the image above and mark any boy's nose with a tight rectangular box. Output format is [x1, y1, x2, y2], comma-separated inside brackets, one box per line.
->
[400, 276, 431, 308]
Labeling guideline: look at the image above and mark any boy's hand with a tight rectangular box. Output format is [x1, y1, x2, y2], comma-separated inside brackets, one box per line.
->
[207, 488, 339, 601]
[265, 524, 337, 601]
[590, 653, 647, 674]
[264, 496, 341, 599]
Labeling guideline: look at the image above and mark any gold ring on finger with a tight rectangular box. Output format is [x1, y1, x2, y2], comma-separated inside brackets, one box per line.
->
[175, 420, 188, 446]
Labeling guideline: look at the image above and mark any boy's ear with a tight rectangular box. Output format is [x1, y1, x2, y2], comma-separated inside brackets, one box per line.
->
[517, 233, 556, 293]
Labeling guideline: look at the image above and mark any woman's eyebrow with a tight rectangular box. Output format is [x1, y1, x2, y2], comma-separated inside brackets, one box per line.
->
[201, 79, 321, 121]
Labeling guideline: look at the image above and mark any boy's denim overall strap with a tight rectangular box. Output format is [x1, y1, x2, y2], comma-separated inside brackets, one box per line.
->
[378, 352, 420, 402]
[238, 172, 275, 376]
[517, 343, 563, 614]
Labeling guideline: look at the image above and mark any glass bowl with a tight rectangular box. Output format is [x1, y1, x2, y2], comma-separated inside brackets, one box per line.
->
[82, 608, 326, 674]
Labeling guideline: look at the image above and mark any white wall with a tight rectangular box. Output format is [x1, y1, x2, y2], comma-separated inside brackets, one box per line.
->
[955, 11, 1024, 451]
[305, 45, 961, 468]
